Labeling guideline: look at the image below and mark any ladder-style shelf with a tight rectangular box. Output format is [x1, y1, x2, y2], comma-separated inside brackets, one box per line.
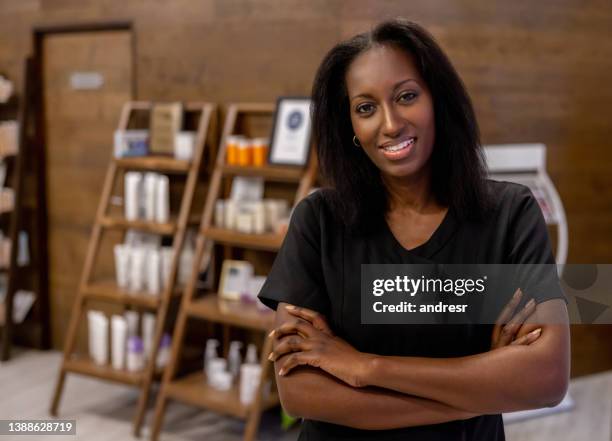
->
[0, 58, 50, 361]
[49, 101, 217, 437]
[149, 102, 317, 441]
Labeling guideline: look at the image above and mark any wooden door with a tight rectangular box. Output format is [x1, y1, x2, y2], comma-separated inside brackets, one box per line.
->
[42, 30, 132, 348]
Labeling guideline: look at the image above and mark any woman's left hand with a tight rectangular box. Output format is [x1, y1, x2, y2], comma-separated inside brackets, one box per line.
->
[269, 305, 373, 388]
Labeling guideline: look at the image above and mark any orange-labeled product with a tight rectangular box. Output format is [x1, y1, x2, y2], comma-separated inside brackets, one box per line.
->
[238, 138, 252, 166]
[226, 135, 242, 165]
[252, 137, 269, 167]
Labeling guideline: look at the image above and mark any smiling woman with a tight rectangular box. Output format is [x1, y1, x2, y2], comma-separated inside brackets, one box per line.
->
[258, 19, 569, 441]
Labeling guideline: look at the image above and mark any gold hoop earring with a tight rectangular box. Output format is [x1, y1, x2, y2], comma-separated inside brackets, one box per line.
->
[352, 135, 361, 147]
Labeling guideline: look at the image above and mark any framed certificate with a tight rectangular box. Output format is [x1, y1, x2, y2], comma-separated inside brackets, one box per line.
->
[268, 97, 312, 166]
[218, 259, 254, 301]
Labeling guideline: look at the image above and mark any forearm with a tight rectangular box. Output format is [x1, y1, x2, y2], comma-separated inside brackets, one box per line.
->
[275, 364, 478, 430]
[364, 325, 569, 413]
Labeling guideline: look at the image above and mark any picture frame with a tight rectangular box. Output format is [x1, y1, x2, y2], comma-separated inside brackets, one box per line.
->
[218, 259, 254, 301]
[268, 97, 312, 166]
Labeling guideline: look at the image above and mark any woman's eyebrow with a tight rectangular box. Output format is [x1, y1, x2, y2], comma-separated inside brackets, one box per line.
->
[350, 78, 419, 102]
[393, 78, 419, 91]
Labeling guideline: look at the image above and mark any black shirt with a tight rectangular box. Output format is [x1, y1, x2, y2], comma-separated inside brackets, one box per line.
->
[258, 180, 564, 441]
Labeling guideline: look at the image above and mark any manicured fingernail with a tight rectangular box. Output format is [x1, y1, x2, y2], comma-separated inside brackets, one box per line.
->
[268, 354, 274, 361]
[278, 369, 285, 376]
[268, 330, 275, 338]
[514, 289, 522, 298]
[527, 299, 536, 308]
[285, 305, 296, 310]
[531, 328, 542, 336]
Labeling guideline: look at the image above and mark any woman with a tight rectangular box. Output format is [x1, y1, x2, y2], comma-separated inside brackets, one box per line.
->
[258, 19, 569, 440]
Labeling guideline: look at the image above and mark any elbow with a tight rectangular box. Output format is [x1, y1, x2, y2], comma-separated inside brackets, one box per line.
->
[275, 372, 306, 418]
[534, 365, 569, 408]
[278, 388, 303, 419]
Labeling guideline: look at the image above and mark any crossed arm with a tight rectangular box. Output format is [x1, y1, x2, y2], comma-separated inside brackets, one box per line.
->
[271, 299, 570, 429]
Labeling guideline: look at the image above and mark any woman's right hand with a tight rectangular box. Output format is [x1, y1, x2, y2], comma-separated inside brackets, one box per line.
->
[491, 288, 542, 349]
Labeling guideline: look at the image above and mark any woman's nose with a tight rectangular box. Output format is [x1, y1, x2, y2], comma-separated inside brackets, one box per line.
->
[381, 105, 404, 138]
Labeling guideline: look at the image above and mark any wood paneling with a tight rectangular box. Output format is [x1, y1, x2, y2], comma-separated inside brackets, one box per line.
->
[0, 0, 610, 375]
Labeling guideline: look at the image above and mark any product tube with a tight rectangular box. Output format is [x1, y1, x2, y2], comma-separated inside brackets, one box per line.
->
[156, 333, 171, 369]
[178, 243, 194, 286]
[114, 244, 130, 289]
[143, 173, 158, 222]
[124, 172, 142, 221]
[129, 246, 146, 292]
[111, 315, 127, 370]
[124, 310, 139, 337]
[126, 336, 144, 372]
[155, 175, 170, 224]
[160, 246, 174, 289]
[146, 249, 161, 295]
[88, 311, 109, 366]
[142, 313, 156, 362]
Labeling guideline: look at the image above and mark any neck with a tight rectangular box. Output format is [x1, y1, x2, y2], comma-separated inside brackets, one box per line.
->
[382, 166, 438, 214]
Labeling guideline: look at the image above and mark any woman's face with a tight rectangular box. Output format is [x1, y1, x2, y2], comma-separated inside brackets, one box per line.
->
[345, 44, 435, 179]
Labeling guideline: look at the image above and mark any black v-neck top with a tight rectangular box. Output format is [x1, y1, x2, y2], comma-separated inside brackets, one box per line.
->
[258, 180, 563, 441]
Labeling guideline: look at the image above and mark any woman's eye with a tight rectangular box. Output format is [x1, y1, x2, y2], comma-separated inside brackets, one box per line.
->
[356, 103, 375, 114]
[398, 92, 417, 102]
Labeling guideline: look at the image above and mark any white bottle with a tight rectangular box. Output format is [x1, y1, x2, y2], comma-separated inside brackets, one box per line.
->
[156, 333, 172, 370]
[143, 172, 158, 222]
[124, 172, 142, 221]
[228, 341, 243, 381]
[204, 339, 219, 377]
[240, 343, 263, 405]
[126, 336, 144, 372]
[142, 313, 156, 361]
[111, 315, 127, 370]
[246, 343, 258, 364]
[155, 174, 170, 224]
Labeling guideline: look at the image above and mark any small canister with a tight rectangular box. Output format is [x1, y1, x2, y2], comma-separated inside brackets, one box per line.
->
[252, 138, 268, 167]
[252, 201, 265, 234]
[226, 135, 242, 165]
[236, 210, 253, 234]
[224, 200, 237, 230]
[237, 138, 252, 167]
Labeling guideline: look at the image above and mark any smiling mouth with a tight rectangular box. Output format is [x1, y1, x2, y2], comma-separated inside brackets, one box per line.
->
[380, 137, 416, 152]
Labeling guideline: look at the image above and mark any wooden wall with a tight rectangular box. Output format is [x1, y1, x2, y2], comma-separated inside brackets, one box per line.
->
[0, 0, 611, 376]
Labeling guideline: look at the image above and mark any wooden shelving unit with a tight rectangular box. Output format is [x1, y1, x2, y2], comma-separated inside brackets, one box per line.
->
[149, 103, 317, 441]
[0, 58, 50, 361]
[49, 101, 217, 437]
[202, 227, 284, 252]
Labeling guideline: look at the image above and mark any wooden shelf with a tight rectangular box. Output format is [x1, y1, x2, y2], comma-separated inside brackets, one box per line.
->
[64, 355, 144, 386]
[187, 294, 274, 331]
[100, 216, 177, 235]
[221, 164, 303, 182]
[202, 227, 284, 251]
[82, 280, 182, 309]
[165, 371, 279, 419]
[114, 156, 191, 173]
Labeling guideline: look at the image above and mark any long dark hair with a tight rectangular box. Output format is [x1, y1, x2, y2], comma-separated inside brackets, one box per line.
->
[311, 19, 491, 232]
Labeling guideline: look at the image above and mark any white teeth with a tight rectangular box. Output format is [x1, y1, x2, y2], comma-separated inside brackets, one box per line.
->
[383, 138, 415, 152]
